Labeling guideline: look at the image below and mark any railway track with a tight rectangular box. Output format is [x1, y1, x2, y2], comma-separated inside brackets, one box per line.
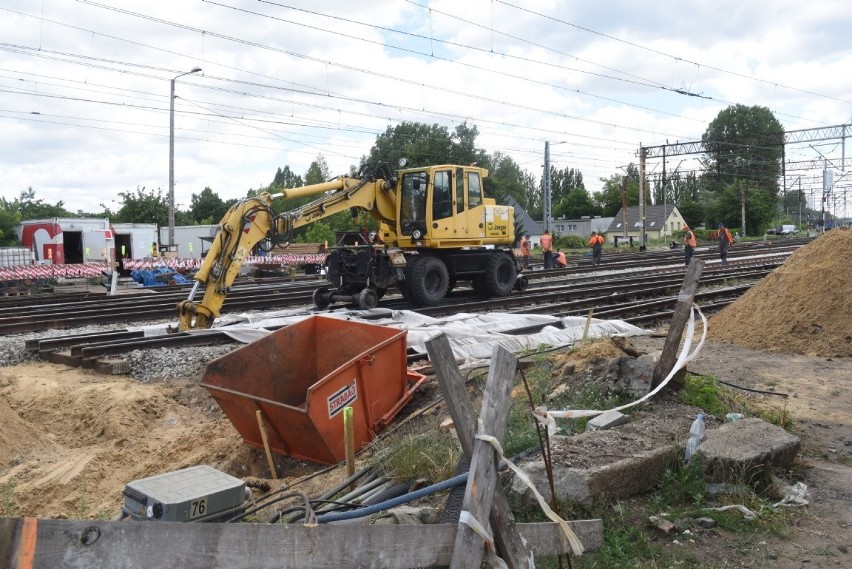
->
[9, 240, 802, 367]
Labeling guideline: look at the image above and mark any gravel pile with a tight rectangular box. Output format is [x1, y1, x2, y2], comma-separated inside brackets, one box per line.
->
[0, 319, 242, 382]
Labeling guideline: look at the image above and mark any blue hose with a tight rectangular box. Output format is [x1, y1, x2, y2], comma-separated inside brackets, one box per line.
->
[316, 472, 469, 523]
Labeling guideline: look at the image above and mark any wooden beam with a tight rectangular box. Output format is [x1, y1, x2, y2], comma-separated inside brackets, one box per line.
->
[0, 518, 602, 569]
[425, 334, 530, 567]
[449, 344, 517, 569]
[650, 258, 705, 390]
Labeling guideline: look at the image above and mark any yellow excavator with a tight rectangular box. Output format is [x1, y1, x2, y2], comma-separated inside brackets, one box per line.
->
[176, 162, 526, 330]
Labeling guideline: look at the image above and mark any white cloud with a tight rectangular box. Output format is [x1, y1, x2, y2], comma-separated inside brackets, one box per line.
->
[0, 0, 850, 216]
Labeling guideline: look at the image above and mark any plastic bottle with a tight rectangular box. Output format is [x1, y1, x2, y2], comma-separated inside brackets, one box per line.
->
[684, 413, 705, 462]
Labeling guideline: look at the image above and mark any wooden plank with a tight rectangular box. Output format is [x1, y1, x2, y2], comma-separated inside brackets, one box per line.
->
[0, 518, 601, 569]
[650, 259, 705, 390]
[449, 344, 517, 569]
[425, 334, 529, 567]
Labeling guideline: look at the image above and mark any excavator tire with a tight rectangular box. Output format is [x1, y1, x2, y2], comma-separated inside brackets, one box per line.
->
[356, 288, 379, 310]
[482, 251, 516, 297]
[312, 286, 332, 309]
[407, 256, 450, 306]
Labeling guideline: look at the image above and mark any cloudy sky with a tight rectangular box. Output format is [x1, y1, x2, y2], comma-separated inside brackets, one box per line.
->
[1, 0, 850, 216]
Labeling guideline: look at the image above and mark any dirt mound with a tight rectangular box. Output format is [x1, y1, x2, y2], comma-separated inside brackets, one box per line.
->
[708, 230, 852, 357]
[0, 363, 255, 518]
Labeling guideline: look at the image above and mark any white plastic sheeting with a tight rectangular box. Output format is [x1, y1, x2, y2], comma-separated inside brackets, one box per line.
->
[139, 308, 647, 364]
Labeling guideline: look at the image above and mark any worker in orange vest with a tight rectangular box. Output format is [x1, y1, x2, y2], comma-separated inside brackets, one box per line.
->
[683, 225, 696, 265]
[540, 230, 554, 269]
[554, 248, 568, 268]
[716, 223, 734, 264]
[519, 234, 531, 270]
[588, 231, 605, 265]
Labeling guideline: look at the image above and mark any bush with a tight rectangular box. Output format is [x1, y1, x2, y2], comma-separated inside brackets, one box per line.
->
[554, 235, 586, 250]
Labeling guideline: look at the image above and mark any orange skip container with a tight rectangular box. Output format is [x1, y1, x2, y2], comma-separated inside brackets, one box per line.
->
[201, 315, 426, 465]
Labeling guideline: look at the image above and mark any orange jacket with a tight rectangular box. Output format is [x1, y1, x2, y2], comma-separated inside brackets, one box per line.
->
[588, 234, 604, 246]
[714, 227, 734, 244]
[520, 237, 531, 256]
[684, 229, 696, 247]
[539, 233, 553, 252]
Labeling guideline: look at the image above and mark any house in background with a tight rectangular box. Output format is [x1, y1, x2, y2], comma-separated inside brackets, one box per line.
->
[552, 215, 614, 239]
[605, 204, 686, 244]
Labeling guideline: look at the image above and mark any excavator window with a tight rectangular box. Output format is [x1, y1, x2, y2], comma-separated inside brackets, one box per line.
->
[455, 167, 465, 213]
[432, 170, 453, 220]
[468, 172, 483, 208]
[400, 171, 428, 236]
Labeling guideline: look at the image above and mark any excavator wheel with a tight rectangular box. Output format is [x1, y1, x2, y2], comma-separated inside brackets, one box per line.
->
[356, 288, 379, 310]
[407, 256, 450, 306]
[482, 251, 516, 297]
[312, 286, 332, 309]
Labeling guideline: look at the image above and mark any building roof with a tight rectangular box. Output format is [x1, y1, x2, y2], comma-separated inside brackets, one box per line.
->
[504, 197, 543, 235]
[605, 204, 679, 233]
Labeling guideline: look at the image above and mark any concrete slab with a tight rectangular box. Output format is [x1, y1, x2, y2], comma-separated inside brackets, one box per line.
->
[586, 410, 629, 432]
[697, 417, 801, 482]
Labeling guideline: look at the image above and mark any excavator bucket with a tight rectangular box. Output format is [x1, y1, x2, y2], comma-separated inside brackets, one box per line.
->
[201, 316, 425, 465]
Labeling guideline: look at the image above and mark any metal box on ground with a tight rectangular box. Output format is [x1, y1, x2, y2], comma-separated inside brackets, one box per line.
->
[201, 315, 426, 465]
[122, 465, 247, 522]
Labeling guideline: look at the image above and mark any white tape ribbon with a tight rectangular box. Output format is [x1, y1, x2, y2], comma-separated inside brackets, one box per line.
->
[458, 510, 509, 569]
[537, 303, 707, 422]
[474, 420, 585, 557]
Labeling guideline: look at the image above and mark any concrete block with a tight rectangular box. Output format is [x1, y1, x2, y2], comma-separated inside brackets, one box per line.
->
[586, 410, 629, 432]
[697, 417, 800, 483]
[512, 445, 679, 507]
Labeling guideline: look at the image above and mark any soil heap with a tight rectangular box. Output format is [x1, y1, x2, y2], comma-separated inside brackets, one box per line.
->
[708, 230, 852, 357]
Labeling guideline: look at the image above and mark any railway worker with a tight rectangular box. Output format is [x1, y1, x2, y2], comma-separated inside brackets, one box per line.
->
[540, 230, 554, 269]
[554, 248, 568, 268]
[716, 223, 734, 264]
[683, 225, 696, 265]
[519, 234, 531, 270]
[588, 231, 605, 265]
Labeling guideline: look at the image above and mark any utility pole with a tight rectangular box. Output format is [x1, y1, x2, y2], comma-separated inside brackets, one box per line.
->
[169, 67, 202, 249]
[739, 180, 746, 237]
[543, 141, 552, 234]
[621, 176, 628, 243]
[638, 145, 646, 250]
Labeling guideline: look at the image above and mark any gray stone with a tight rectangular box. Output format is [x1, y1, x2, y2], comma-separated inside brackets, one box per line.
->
[511, 445, 679, 508]
[586, 410, 629, 432]
[606, 355, 654, 397]
[696, 418, 801, 483]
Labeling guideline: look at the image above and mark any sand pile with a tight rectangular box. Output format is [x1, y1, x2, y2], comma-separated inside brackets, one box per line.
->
[708, 230, 852, 357]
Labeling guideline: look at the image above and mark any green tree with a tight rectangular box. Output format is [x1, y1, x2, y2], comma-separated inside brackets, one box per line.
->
[365, 121, 486, 169]
[0, 198, 21, 245]
[554, 187, 600, 219]
[14, 187, 75, 220]
[189, 187, 234, 224]
[270, 165, 304, 189]
[112, 187, 169, 225]
[305, 154, 331, 185]
[484, 152, 538, 211]
[701, 104, 783, 198]
[709, 180, 777, 235]
[594, 164, 643, 216]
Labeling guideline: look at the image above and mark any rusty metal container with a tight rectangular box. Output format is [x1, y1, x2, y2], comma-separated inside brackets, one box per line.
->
[201, 315, 425, 465]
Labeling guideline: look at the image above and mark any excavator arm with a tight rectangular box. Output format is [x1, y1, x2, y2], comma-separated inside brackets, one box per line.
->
[176, 163, 398, 330]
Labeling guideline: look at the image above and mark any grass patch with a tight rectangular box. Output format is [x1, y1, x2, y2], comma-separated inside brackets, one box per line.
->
[679, 374, 795, 432]
[370, 429, 461, 483]
[2, 480, 17, 517]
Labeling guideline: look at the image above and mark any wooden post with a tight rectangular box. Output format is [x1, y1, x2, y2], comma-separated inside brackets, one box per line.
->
[255, 409, 278, 480]
[343, 406, 356, 491]
[650, 259, 705, 390]
[582, 308, 594, 340]
[442, 344, 517, 569]
[426, 335, 529, 568]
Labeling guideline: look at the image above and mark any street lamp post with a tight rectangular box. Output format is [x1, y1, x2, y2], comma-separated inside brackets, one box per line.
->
[169, 67, 202, 249]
